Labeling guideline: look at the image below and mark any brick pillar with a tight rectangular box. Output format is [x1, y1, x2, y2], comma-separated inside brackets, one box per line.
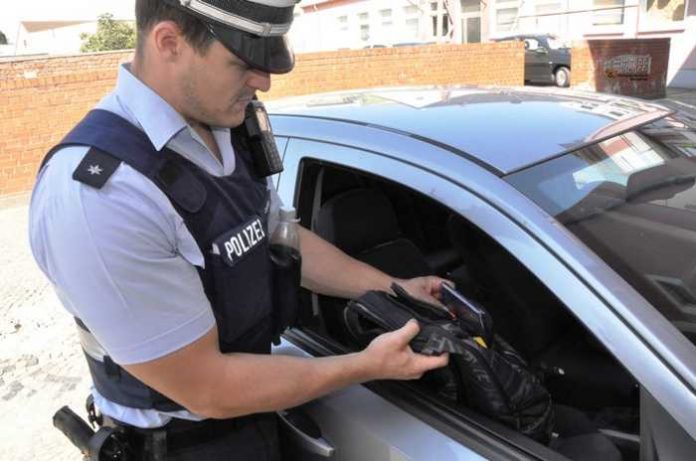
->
[571, 38, 671, 99]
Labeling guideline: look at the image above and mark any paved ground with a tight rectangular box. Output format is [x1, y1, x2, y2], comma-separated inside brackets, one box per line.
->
[0, 195, 90, 461]
[0, 87, 694, 461]
[666, 87, 696, 107]
[660, 87, 696, 117]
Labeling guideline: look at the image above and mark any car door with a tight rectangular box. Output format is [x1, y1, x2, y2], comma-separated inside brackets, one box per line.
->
[523, 38, 551, 83]
[270, 118, 696, 460]
[272, 136, 570, 461]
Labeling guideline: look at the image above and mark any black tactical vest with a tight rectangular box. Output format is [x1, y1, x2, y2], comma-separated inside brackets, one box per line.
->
[42, 109, 287, 412]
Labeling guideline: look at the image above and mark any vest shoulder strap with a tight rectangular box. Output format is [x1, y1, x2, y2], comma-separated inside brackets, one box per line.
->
[43, 109, 206, 212]
[44, 109, 165, 176]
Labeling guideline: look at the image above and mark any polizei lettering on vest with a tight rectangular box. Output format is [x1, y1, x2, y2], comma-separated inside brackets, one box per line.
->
[220, 217, 266, 266]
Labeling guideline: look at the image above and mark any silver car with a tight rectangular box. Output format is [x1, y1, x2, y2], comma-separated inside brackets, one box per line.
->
[267, 86, 696, 460]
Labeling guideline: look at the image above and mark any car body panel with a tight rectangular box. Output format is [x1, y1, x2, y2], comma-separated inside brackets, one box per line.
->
[274, 341, 491, 461]
[268, 87, 670, 175]
[267, 88, 696, 458]
[272, 122, 696, 441]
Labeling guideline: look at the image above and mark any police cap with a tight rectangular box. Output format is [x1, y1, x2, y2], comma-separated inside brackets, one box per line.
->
[163, 0, 299, 74]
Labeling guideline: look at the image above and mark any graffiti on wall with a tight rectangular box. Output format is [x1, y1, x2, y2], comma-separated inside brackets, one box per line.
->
[604, 54, 652, 80]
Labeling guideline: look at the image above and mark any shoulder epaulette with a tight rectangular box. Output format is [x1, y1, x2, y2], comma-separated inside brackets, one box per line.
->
[72, 147, 122, 189]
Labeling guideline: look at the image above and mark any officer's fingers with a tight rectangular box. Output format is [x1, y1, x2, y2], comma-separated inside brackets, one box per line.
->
[415, 286, 441, 305]
[391, 319, 421, 347]
[412, 352, 450, 373]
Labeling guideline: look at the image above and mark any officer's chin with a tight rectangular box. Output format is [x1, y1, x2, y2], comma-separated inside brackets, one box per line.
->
[219, 109, 247, 129]
[229, 116, 246, 129]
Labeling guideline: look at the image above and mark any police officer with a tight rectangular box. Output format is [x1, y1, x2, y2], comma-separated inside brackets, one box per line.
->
[29, 0, 449, 459]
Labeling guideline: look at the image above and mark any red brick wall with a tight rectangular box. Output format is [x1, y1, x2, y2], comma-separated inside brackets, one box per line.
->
[267, 42, 524, 100]
[571, 39, 670, 99]
[0, 51, 132, 196]
[0, 42, 523, 196]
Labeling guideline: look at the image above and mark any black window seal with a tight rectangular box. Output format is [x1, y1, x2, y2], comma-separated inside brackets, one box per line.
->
[282, 328, 565, 461]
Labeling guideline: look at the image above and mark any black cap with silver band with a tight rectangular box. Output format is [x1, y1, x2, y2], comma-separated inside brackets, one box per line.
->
[164, 0, 300, 74]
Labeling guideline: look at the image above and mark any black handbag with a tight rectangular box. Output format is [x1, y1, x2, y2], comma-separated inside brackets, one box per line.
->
[345, 284, 554, 443]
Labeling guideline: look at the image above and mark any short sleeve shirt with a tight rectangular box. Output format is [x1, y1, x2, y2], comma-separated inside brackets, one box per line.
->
[29, 64, 282, 427]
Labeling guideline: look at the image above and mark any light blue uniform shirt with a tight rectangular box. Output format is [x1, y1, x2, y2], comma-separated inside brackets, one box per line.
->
[29, 64, 282, 427]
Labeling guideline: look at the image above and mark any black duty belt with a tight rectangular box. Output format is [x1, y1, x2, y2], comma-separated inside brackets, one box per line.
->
[109, 413, 268, 455]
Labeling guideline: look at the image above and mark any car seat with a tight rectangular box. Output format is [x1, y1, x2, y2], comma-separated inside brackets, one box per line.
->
[315, 188, 433, 278]
[312, 187, 433, 343]
[446, 215, 638, 413]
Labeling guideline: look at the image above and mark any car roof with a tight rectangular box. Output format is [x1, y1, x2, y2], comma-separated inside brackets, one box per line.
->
[494, 34, 548, 40]
[267, 86, 672, 174]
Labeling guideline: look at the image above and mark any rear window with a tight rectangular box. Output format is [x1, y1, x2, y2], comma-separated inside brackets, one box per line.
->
[506, 115, 696, 342]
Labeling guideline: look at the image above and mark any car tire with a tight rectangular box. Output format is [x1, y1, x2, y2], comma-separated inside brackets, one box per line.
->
[555, 67, 570, 88]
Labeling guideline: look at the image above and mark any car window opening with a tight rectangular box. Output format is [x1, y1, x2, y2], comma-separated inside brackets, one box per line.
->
[293, 160, 642, 461]
[506, 115, 696, 348]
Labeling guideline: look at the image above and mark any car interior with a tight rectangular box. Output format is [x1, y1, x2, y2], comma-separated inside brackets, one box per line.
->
[291, 160, 643, 460]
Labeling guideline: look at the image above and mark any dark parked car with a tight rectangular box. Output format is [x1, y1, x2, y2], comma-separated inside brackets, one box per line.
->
[267, 86, 696, 460]
[495, 34, 571, 87]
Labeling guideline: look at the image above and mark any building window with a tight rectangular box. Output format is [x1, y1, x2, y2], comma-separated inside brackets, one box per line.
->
[461, 0, 480, 14]
[360, 24, 370, 41]
[429, 1, 452, 38]
[358, 12, 369, 42]
[593, 0, 625, 26]
[403, 4, 421, 40]
[405, 18, 420, 38]
[337, 15, 348, 32]
[497, 7, 519, 32]
[431, 15, 451, 36]
[404, 5, 419, 16]
[380, 9, 393, 27]
[645, 0, 686, 22]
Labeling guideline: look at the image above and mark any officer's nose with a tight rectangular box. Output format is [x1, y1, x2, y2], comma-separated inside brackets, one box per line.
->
[248, 70, 271, 93]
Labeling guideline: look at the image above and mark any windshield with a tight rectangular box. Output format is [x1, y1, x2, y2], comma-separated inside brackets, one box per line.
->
[546, 36, 569, 50]
[506, 115, 696, 342]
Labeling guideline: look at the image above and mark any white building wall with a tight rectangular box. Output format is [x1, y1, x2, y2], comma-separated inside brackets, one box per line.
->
[0, 45, 15, 56]
[15, 22, 98, 56]
[486, 0, 645, 40]
[290, 0, 463, 52]
[292, 0, 693, 87]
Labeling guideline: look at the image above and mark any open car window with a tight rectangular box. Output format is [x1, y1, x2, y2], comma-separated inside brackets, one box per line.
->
[290, 156, 642, 460]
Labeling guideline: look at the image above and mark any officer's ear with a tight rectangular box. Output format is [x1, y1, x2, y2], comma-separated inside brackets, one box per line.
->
[150, 20, 186, 63]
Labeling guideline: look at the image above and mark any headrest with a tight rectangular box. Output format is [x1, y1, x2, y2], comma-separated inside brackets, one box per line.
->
[315, 189, 401, 254]
[627, 158, 696, 203]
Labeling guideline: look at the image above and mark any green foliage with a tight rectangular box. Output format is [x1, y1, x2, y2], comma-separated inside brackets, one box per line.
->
[80, 13, 136, 52]
[0, 30, 7, 45]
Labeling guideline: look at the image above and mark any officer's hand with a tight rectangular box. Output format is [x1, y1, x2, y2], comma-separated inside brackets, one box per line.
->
[361, 320, 449, 381]
[394, 276, 449, 306]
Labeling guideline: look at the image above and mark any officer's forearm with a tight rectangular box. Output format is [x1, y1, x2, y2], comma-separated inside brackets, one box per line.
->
[298, 227, 392, 299]
[204, 351, 373, 419]
[124, 327, 376, 420]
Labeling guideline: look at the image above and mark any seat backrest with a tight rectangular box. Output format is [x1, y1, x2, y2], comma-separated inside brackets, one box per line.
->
[315, 188, 432, 278]
[447, 215, 574, 357]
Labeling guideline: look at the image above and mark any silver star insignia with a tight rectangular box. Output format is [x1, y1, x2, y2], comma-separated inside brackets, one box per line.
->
[87, 164, 103, 176]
